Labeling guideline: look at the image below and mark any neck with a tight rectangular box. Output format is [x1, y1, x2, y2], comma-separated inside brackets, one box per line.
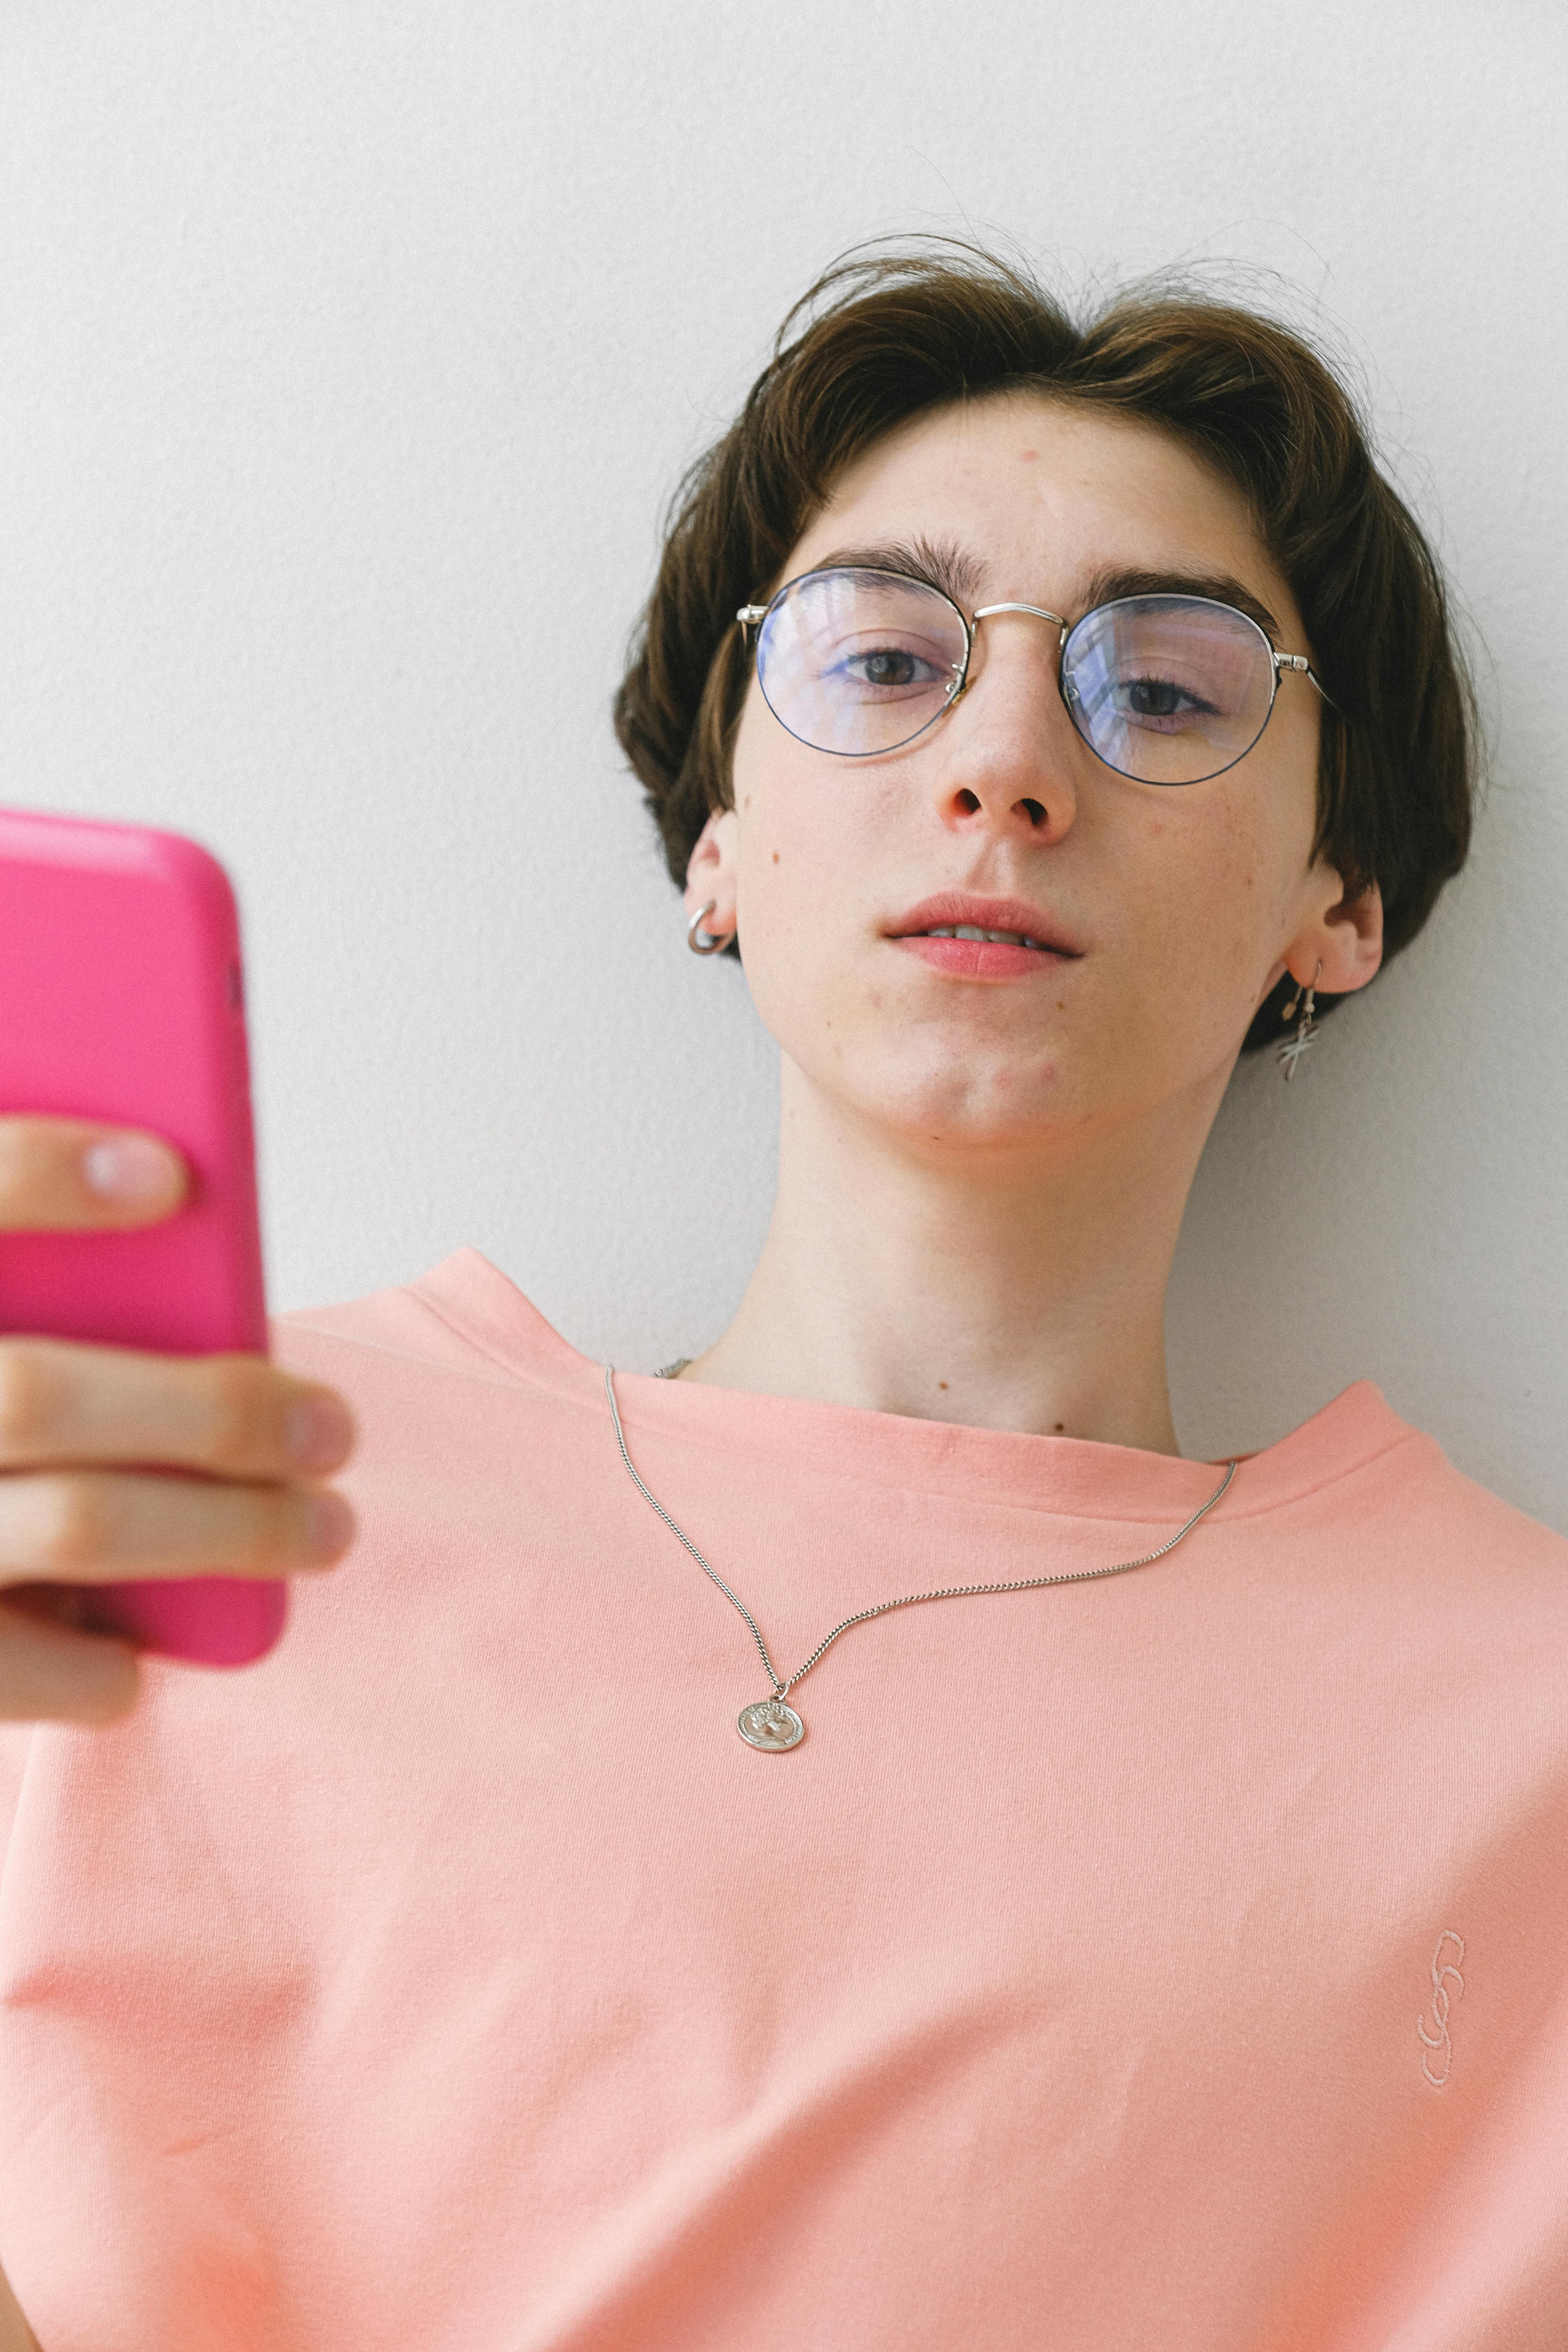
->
[689, 1062, 1224, 1456]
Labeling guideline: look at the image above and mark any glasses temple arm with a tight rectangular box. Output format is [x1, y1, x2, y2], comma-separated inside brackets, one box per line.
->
[1276, 648, 1342, 720]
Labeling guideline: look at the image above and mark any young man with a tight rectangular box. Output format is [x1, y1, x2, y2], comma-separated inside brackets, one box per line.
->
[3, 250, 1561, 2351]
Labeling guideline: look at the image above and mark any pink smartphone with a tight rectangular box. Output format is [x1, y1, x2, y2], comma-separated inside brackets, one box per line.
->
[0, 805, 286, 1666]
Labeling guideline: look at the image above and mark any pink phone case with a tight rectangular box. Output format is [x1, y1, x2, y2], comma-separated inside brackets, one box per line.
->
[0, 806, 285, 1666]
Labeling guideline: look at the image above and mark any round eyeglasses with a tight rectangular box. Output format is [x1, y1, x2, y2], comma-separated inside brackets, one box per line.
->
[737, 566, 1329, 787]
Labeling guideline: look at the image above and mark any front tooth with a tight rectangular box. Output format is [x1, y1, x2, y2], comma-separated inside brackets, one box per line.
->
[954, 925, 986, 941]
[926, 925, 955, 937]
[984, 929, 1025, 944]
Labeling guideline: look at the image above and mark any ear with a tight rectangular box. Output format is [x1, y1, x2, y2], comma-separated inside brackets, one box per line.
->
[683, 807, 739, 938]
[1279, 874, 1384, 1001]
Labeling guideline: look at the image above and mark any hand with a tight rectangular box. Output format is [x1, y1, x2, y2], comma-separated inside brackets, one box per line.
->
[0, 2255, 36, 2350]
[0, 1118, 356, 1724]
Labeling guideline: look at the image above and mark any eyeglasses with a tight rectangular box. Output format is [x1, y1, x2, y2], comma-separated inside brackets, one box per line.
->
[737, 566, 1329, 787]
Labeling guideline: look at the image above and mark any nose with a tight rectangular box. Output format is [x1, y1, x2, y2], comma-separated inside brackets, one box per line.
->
[931, 609, 1081, 845]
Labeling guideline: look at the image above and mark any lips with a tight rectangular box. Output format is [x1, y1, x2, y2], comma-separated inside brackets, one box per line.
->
[885, 893, 1084, 980]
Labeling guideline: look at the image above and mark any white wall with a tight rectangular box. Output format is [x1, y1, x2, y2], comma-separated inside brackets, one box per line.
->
[2, 1, 1565, 1527]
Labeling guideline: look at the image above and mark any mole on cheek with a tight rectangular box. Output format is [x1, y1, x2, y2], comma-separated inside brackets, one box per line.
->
[772, 851, 779, 863]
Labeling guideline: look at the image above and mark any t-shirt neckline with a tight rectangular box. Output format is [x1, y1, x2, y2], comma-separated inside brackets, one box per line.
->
[400, 1248, 1427, 1528]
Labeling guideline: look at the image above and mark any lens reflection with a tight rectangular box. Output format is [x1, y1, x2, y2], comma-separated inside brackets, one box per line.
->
[755, 569, 969, 756]
[1061, 597, 1276, 783]
[752, 573, 1280, 783]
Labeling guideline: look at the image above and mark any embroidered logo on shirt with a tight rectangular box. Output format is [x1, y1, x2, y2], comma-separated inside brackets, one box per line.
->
[1416, 1929, 1465, 2090]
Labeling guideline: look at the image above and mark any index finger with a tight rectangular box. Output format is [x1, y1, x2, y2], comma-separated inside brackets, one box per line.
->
[0, 1120, 187, 1233]
[0, 1340, 356, 1481]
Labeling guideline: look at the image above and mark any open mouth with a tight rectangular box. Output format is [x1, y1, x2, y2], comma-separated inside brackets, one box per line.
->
[891, 930, 1079, 980]
[886, 896, 1084, 980]
[886, 893, 1084, 963]
[914, 924, 1055, 950]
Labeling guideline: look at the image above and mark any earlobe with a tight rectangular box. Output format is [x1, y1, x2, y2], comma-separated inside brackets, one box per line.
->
[683, 808, 739, 940]
[1320, 877, 1385, 996]
[1283, 876, 1384, 1001]
[687, 901, 735, 955]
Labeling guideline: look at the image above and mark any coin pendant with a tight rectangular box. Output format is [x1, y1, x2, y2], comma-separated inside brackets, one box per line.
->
[737, 1698, 805, 1752]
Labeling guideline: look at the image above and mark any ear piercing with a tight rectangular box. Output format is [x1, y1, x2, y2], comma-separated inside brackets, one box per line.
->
[687, 900, 736, 956]
[1278, 961, 1323, 1081]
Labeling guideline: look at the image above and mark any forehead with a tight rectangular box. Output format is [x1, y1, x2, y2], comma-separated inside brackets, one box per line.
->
[787, 391, 1300, 634]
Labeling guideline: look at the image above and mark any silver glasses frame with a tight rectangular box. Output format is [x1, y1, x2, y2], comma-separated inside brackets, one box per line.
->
[736, 565, 1332, 786]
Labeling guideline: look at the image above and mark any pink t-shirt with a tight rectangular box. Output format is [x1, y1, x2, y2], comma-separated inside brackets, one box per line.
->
[1, 1250, 1565, 2350]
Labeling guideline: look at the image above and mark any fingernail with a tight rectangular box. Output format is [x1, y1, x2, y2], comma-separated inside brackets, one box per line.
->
[82, 1134, 182, 1207]
[285, 1394, 355, 1472]
[306, 1491, 355, 1561]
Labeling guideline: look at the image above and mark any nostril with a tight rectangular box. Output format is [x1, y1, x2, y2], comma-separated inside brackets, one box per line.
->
[1021, 797, 1046, 827]
[956, 789, 981, 813]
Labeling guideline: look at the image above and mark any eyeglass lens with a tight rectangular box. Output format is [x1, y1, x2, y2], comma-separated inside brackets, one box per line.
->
[754, 569, 1280, 784]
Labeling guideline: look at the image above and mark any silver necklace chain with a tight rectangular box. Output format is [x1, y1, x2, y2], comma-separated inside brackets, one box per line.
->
[603, 1364, 1238, 1752]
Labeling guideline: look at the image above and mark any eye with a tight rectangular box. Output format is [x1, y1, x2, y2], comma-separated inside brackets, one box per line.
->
[1115, 674, 1220, 727]
[839, 643, 947, 692]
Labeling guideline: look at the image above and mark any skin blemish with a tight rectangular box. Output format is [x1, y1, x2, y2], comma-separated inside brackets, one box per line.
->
[772, 851, 779, 863]
[1053, 1421, 1065, 1433]
[1019, 449, 1037, 461]
[939, 1380, 949, 1391]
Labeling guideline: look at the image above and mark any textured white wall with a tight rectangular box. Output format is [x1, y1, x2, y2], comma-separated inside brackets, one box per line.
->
[2, 2, 1564, 1525]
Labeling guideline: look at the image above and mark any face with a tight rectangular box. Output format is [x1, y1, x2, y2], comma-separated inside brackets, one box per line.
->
[689, 394, 1380, 1157]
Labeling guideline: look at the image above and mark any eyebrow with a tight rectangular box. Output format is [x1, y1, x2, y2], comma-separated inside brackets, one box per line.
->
[801, 545, 1284, 644]
[1080, 566, 1283, 642]
[808, 536, 986, 609]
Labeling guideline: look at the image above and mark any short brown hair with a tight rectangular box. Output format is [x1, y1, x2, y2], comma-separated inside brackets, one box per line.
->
[614, 243, 1476, 1048]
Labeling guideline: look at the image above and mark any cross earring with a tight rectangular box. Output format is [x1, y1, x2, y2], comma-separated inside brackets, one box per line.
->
[1277, 960, 1323, 1082]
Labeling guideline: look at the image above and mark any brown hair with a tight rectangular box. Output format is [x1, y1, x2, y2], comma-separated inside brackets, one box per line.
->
[613, 243, 1476, 1048]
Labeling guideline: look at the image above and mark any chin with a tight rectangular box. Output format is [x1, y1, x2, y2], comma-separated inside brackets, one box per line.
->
[838, 1049, 1075, 1148]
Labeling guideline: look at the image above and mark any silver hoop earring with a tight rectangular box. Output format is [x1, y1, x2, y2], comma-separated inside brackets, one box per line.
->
[1277, 959, 1323, 1082]
[687, 900, 735, 957]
